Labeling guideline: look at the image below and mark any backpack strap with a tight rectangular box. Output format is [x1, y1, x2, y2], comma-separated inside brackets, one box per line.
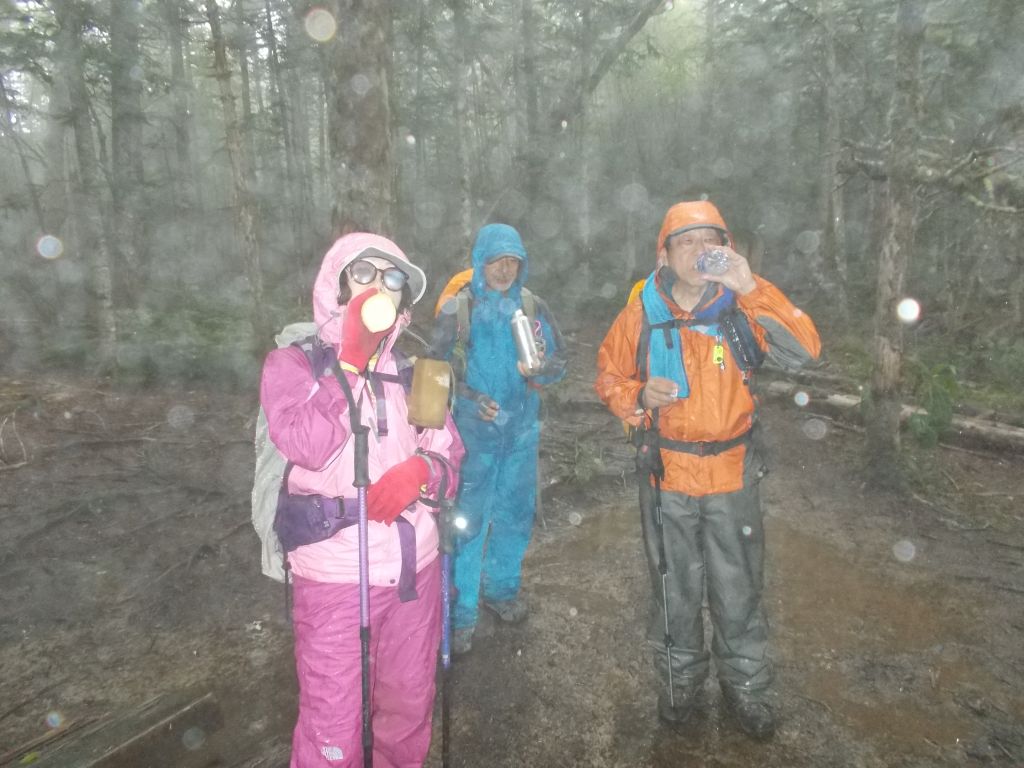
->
[454, 287, 472, 351]
[521, 287, 536, 323]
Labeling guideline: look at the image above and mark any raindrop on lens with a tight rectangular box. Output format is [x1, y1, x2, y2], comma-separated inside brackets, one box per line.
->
[167, 405, 195, 430]
[801, 418, 828, 440]
[182, 726, 206, 751]
[45, 711, 64, 729]
[36, 234, 64, 260]
[129, 65, 144, 81]
[569, 607, 578, 617]
[896, 298, 921, 324]
[892, 539, 916, 563]
[742, 526, 752, 536]
[494, 411, 510, 426]
[794, 391, 810, 407]
[415, 199, 443, 231]
[795, 230, 820, 254]
[304, 8, 337, 42]
[600, 282, 617, 299]
[405, 134, 416, 146]
[568, 512, 582, 526]
[712, 157, 734, 179]
[618, 183, 649, 213]
[498, 298, 517, 316]
[454, 516, 468, 531]
[439, 298, 458, 316]
[350, 73, 371, 96]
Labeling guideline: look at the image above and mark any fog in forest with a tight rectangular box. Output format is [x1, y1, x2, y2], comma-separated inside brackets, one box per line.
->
[2, 1, 1024, 766]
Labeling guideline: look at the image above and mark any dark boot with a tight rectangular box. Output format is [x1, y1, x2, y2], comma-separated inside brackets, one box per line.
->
[722, 688, 776, 740]
[483, 596, 528, 624]
[657, 687, 699, 727]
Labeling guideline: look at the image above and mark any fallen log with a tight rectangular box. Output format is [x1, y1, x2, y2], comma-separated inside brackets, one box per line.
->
[21, 691, 223, 768]
[761, 380, 1024, 454]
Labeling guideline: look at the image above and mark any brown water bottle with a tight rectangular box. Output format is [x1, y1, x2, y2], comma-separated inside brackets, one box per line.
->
[408, 358, 452, 429]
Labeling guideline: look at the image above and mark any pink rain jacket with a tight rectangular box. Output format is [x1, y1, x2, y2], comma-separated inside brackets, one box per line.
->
[260, 233, 464, 586]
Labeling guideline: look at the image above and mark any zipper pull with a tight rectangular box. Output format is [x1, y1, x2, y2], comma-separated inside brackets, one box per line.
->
[713, 336, 726, 370]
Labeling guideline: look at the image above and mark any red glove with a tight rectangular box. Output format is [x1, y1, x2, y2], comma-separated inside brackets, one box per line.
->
[367, 456, 430, 525]
[338, 289, 394, 372]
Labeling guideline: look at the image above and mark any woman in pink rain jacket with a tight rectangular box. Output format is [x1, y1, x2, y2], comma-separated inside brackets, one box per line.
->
[260, 232, 464, 767]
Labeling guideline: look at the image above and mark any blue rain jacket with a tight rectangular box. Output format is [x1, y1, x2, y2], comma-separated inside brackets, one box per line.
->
[429, 223, 567, 630]
[448, 224, 566, 450]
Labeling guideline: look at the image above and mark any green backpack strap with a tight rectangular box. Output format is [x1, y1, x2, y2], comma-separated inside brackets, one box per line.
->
[454, 284, 537, 352]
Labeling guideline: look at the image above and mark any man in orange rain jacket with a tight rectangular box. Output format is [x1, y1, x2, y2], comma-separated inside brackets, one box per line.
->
[595, 200, 820, 740]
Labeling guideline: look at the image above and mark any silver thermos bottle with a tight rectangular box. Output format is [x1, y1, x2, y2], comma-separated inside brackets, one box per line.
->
[511, 309, 541, 372]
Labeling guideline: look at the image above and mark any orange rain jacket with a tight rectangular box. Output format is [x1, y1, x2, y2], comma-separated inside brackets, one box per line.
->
[595, 202, 822, 497]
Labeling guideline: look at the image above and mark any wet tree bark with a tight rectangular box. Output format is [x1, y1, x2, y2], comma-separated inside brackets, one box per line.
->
[865, 0, 927, 488]
[204, 0, 269, 348]
[327, 0, 394, 235]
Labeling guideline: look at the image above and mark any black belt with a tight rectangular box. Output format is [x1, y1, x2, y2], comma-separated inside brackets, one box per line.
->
[655, 428, 752, 457]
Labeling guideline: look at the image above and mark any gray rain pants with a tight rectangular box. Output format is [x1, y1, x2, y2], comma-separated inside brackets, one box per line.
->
[638, 455, 773, 700]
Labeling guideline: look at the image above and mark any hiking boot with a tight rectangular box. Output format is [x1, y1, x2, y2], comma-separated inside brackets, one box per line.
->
[657, 688, 699, 727]
[723, 690, 776, 740]
[451, 627, 474, 656]
[483, 597, 528, 624]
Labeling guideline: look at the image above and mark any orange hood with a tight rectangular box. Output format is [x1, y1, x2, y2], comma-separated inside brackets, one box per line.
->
[656, 201, 732, 265]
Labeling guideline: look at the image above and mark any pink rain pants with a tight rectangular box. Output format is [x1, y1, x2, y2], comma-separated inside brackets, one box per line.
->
[289, 559, 441, 768]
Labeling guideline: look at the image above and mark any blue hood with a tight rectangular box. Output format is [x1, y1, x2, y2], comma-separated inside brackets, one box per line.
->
[470, 223, 528, 296]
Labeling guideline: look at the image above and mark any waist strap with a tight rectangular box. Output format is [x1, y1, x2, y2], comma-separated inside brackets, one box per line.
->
[643, 427, 752, 457]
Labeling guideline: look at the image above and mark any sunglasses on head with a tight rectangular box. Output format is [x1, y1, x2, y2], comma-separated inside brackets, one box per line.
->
[348, 260, 409, 292]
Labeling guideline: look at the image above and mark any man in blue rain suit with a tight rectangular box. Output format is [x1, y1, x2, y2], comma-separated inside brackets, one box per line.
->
[429, 223, 567, 654]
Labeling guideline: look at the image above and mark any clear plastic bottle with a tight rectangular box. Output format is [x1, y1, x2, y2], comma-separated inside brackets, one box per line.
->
[695, 249, 730, 275]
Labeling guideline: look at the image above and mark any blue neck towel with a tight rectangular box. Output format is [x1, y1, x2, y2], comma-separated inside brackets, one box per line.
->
[640, 273, 735, 400]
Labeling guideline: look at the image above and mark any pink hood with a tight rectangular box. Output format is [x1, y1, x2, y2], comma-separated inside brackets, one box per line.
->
[314, 233, 426, 344]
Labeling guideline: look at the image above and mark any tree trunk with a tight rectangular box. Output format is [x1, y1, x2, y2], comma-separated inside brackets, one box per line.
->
[699, 0, 716, 139]
[520, 0, 541, 211]
[53, 0, 118, 369]
[162, 0, 198, 217]
[449, 0, 473, 259]
[204, 0, 269, 348]
[263, 0, 297, 230]
[110, 0, 146, 305]
[818, 0, 849, 321]
[864, 0, 927, 488]
[232, 0, 257, 173]
[0, 74, 46, 232]
[327, 0, 394, 235]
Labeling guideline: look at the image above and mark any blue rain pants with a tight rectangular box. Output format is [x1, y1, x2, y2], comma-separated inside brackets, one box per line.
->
[451, 423, 539, 630]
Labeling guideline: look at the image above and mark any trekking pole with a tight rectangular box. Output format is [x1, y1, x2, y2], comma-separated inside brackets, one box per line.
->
[652, 470, 675, 709]
[416, 449, 454, 767]
[353, 424, 374, 768]
[439, 488, 453, 767]
[643, 410, 675, 709]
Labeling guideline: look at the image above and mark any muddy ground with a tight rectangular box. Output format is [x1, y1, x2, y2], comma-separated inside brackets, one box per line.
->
[2, 327, 1023, 767]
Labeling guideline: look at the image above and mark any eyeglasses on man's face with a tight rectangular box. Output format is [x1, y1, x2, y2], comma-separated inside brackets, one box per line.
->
[348, 260, 409, 292]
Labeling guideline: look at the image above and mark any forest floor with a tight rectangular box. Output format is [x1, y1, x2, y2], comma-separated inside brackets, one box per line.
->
[2, 323, 1024, 768]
